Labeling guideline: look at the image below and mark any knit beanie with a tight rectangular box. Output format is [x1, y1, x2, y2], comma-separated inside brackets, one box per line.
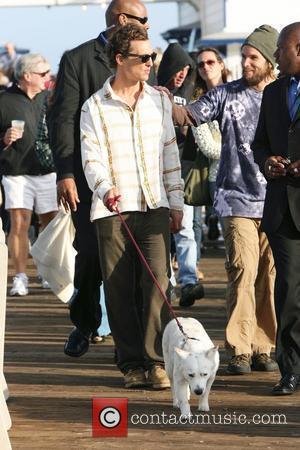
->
[242, 24, 279, 68]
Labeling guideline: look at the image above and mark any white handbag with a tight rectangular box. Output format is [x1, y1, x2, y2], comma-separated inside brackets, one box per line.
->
[30, 208, 77, 303]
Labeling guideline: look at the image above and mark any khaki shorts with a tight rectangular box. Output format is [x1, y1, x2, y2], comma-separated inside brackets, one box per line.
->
[2, 173, 58, 214]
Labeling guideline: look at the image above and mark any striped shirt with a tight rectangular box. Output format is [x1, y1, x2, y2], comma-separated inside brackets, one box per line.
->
[80, 77, 184, 221]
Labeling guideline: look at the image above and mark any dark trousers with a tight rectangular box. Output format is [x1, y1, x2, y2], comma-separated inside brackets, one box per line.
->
[95, 208, 171, 373]
[267, 208, 300, 376]
[70, 201, 102, 336]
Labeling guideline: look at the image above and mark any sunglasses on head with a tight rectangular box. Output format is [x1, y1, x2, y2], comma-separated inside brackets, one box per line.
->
[127, 52, 157, 63]
[120, 12, 148, 25]
[32, 70, 50, 77]
[197, 60, 217, 69]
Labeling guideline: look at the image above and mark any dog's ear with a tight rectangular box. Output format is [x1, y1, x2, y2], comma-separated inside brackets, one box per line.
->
[206, 346, 219, 358]
[174, 347, 190, 359]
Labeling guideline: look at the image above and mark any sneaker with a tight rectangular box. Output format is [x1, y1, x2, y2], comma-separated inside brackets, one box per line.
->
[226, 354, 251, 374]
[124, 368, 147, 389]
[148, 365, 170, 389]
[179, 282, 205, 307]
[207, 215, 220, 241]
[252, 353, 278, 372]
[10, 274, 28, 296]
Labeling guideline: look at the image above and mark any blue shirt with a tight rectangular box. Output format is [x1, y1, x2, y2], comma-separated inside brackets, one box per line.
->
[187, 79, 266, 218]
[98, 30, 108, 46]
[288, 77, 300, 120]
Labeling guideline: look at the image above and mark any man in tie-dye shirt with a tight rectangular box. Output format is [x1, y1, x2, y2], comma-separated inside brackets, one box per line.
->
[173, 25, 279, 375]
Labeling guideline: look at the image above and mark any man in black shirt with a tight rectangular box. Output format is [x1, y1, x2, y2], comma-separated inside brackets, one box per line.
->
[0, 53, 57, 296]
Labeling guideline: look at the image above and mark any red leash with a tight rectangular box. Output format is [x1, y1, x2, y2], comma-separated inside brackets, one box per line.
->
[113, 204, 187, 338]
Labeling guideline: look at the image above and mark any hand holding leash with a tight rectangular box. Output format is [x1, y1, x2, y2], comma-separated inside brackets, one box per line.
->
[103, 187, 121, 212]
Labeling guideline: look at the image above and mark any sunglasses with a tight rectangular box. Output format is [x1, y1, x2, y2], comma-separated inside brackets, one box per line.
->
[197, 60, 217, 69]
[127, 52, 157, 63]
[32, 70, 50, 77]
[120, 12, 148, 25]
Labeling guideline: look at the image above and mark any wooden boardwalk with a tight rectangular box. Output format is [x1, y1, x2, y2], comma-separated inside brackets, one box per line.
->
[4, 247, 300, 450]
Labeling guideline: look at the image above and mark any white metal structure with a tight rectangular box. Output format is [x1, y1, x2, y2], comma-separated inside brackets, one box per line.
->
[0, 0, 199, 9]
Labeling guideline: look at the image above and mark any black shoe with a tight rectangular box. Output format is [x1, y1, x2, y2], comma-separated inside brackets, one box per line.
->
[207, 216, 220, 241]
[179, 282, 205, 307]
[226, 354, 251, 374]
[272, 374, 299, 395]
[251, 353, 278, 372]
[64, 328, 89, 357]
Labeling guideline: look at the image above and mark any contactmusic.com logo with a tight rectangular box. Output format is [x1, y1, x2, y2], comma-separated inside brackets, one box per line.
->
[92, 398, 128, 437]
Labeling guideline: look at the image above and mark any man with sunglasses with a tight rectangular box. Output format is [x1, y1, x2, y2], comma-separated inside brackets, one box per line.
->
[0, 53, 57, 296]
[49, 0, 154, 358]
[172, 25, 280, 376]
[80, 24, 184, 389]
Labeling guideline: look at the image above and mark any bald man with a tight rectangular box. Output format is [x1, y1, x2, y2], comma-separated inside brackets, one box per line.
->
[48, 0, 153, 357]
[253, 22, 300, 395]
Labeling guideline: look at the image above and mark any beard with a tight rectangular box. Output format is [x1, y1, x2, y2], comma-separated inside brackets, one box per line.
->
[242, 64, 271, 87]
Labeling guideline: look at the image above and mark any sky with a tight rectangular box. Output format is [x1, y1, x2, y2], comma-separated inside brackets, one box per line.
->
[0, 2, 178, 73]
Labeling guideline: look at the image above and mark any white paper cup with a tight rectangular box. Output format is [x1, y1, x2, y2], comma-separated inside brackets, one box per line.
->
[11, 120, 25, 132]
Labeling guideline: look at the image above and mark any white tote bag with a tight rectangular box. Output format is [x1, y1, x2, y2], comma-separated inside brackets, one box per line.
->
[30, 208, 77, 303]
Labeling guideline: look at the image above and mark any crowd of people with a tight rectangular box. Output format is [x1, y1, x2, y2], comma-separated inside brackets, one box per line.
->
[0, 0, 300, 397]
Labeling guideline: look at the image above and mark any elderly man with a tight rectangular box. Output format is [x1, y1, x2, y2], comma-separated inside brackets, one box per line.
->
[49, 0, 154, 357]
[0, 54, 57, 296]
[253, 22, 300, 395]
[80, 24, 184, 388]
[172, 25, 279, 375]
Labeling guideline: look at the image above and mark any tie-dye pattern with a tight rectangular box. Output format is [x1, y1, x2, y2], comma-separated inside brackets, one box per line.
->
[187, 79, 267, 218]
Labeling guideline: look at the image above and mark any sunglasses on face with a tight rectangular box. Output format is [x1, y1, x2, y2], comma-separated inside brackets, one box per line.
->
[32, 70, 50, 77]
[197, 60, 217, 69]
[120, 12, 148, 25]
[127, 52, 157, 63]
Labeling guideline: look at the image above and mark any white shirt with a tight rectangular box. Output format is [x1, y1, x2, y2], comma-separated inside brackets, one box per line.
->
[80, 77, 184, 221]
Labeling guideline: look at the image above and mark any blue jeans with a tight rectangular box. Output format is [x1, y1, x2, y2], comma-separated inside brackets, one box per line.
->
[174, 204, 198, 286]
[193, 206, 202, 262]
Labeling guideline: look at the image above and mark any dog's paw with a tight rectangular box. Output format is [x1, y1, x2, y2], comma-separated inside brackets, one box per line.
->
[173, 399, 180, 408]
[198, 403, 210, 412]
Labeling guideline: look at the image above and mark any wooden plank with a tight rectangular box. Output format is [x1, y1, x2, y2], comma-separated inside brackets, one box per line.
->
[4, 249, 300, 449]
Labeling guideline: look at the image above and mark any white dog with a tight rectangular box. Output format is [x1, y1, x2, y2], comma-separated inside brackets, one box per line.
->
[162, 317, 219, 417]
